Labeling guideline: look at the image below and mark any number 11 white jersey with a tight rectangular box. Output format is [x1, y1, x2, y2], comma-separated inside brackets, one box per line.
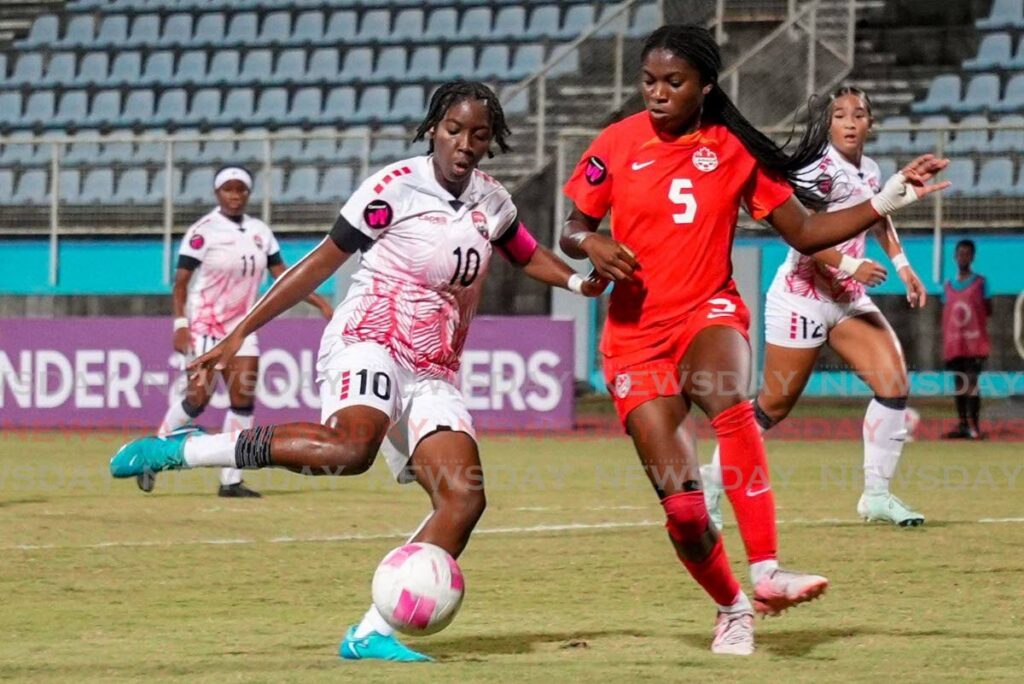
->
[319, 155, 519, 382]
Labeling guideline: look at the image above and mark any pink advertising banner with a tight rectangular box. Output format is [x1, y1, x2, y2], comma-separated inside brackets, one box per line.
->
[0, 317, 574, 431]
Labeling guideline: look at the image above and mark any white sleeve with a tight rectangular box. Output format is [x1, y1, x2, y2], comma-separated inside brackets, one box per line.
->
[488, 191, 520, 243]
[339, 171, 406, 240]
[263, 224, 281, 256]
[179, 217, 210, 261]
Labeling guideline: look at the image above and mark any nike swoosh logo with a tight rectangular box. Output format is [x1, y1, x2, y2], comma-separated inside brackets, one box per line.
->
[745, 486, 771, 497]
[631, 160, 655, 171]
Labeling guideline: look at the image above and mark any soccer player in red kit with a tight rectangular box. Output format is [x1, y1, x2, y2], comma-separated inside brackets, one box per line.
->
[561, 25, 950, 655]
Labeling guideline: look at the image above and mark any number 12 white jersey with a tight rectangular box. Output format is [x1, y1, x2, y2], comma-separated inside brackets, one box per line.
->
[320, 155, 519, 382]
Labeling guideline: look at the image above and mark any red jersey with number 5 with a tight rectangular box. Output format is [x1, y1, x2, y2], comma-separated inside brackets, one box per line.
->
[563, 113, 795, 357]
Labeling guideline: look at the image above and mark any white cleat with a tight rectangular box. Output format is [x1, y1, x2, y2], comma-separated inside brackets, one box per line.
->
[700, 464, 724, 531]
[857, 492, 925, 527]
[753, 568, 829, 616]
[711, 611, 755, 655]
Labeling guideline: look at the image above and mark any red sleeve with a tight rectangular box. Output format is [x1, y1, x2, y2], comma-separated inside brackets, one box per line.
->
[742, 164, 795, 220]
[562, 126, 616, 220]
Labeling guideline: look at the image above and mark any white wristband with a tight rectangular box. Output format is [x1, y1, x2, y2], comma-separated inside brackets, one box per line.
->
[567, 273, 585, 295]
[869, 171, 918, 216]
[173, 317, 189, 331]
[838, 254, 865, 276]
[891, 253, 910, 271]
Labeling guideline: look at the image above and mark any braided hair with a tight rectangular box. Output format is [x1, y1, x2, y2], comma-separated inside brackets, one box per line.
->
[413, 81, 512, 157]
[642, 25, 831, 208]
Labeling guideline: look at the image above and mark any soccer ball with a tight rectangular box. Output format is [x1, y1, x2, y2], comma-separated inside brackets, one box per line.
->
[371, 543, 465, 636]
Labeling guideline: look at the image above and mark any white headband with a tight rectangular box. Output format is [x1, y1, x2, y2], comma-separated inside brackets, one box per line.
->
[214, 167, 253, 191]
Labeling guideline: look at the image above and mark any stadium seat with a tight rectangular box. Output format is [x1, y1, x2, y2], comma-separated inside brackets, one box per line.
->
[235, 129, 268, 165]
[911, 74, 961, 114]
[375, 47, 408, 80]
[254, 88, 288, 124]
[79, 169, 115, 204]
[307, 48, 341, 83]
[324, 87, 356, 121]
[288, 87, 323, 125]
[320, 166, 355, 200]
[1010, 35, 1024, 68]
[564, 5, 597, 38]
[341, 48, 373, 81]
[970, 157, 1014, 196]
[218, 89, 256, 127]
[142, 51, 175, 85]
[501, 86, 529, 115]
[293, 11, 325, 42]
[176, 51, 208, 86]
[11, 54, 43, 87]
[22, 92, 57, 129]
[49, 91, 88, 130]
[58, 169, 81, 202]
[42, 52, 77, 87]
[325, 10, 358, 42]
[629, 3, 660, 37]
[107, 52, 142, 87]
[152, 88, 187, 129]
[63, 140, 101, 166]
[875, 157, 897, 180]
[99, 139, 135, 164]
[391, 9, 424, 41]
[303, 125, 342, 162]
[460, 8, 493, 40]
[112, 168, 150, 204]
[160, 14, 193, 47]
[525, 6, 560, 39]
[188, 88, 222, 127]
[78, 52, 110, 87]
[0, 131, 38, 166]
[260, 11, 291, 45]
[493, 6, 526, 39]
[391, 85, 423, 121]
[95, 15, 129, 48]
[274, 49, 306, 85]
[202, 128, 236, 163]
[424, 8, 457, 40]
[953, 73, 1001, 113]
[204, 51, 239, 86]
[58, 15, 95, 48]
[225, 13, 258, 47]
[991, 114, 1024, 151]
[282, 166, 320, 202]
[478, 45, 510, 80]
[441, 46, 476, 80]
[127, 14, 161, 47]
[148, 168, 183, 203]
[407, 47, 442, 80]
[548, 46, 581, 77]
[191, 13, 226, 46]
[85, 90, 122, 128]
[370, 125, 410, 162]
[173, 129, 203, 163]
[0, 92, 22, 128]
[872, 116, 913, 153]
[21, 14, 59, 48]
[994, 73, 1024, 112]
[357, 10, 391, 42]
[911, 115, 951, 153]
[119, 90, 156, 128]
[180, 168, 216, 203]
[964, 33, 1012, 70]
[240, 50, 273, 84]
[941, 158, 975, 196]
[13, 169, 49, 205]
[976, 0, 1024, 30]
[0, 170, 13, 202]
[352, 86, 389, 123]
[272, 126, 305, 161]
[947, 115, 991, 153]
[336, 125, 369, 162]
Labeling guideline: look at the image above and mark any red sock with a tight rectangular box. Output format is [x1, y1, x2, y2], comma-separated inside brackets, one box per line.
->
[663, 491, 741, 606]
[712, 402, 778, 564]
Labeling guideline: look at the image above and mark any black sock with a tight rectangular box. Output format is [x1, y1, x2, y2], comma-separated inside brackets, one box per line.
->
[954, 395, 968, 427]
[234, 426, 275, 469]
[968, 396, 981, 430]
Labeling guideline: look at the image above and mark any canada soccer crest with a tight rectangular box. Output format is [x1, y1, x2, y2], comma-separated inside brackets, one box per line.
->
[252, 234, 263, 249]
[693, 147, 718, 172]
[614, 372, 632, 399]
[471, 210, 488, 238]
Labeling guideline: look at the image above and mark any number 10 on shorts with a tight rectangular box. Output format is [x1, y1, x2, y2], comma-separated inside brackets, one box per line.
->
[339, 369, 393, 400]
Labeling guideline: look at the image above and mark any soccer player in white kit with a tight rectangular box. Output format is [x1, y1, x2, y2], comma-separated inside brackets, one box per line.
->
[141, 166, 333, 497]
[110, 81, 607, 661]
[703, 87, 928, 528]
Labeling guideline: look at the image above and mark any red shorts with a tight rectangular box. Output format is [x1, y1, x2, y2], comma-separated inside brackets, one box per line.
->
[601, 289, 750, 427]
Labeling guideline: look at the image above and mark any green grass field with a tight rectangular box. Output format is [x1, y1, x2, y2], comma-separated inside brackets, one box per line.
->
[2, 429, 1022, 682]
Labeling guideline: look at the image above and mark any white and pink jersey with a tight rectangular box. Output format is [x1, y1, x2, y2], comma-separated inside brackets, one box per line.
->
[771, 144, 883, 302]
[179, 209, 282, 337]
[320, 155, 520, 382]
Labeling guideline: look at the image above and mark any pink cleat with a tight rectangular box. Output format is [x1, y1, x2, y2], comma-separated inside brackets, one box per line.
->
[711, 611, 755, 655]
[753, 568, 828, 616]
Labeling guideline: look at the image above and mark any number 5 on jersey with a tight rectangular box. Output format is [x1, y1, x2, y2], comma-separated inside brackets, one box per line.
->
[339, 369, 392, 400]
[669, 178, 697, 224]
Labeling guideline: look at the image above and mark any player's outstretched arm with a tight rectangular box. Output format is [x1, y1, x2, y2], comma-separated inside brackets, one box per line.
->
[189, 238, 350, 372]
[269, 262, 335, 319]
[871, 217, 926, 308]
[769, 154, 950, 255]
[559, 205, 638, 281]
[520, 244, 609, 297]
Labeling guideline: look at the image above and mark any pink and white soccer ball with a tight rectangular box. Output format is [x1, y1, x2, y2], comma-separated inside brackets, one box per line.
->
[372, 543, 465, 635]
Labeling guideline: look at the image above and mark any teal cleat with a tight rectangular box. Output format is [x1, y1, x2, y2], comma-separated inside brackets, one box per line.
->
[701, 464, 725, 531]
[857, 492, 925, 527]
[109, 427, 201, 478]
[339, 626, 432, 662]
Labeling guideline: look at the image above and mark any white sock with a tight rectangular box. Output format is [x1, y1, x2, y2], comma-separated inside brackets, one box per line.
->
[219, 409, 254, 486]
[717, 590, 753, 614]
[183, 431, 239, 468]
[750, 559, 779, 586]
[353, 604, 394, 638]
[158, 400, 198, 437]
[863, 398, 907, 495]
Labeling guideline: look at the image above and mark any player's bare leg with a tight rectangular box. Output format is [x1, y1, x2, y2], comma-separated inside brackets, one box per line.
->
[344, 430, 483, 663]
[217, 355, 261, 497]
[627, 396, 754, 654]
[683, 326, 827, 615]
[831, 313, 924, 527]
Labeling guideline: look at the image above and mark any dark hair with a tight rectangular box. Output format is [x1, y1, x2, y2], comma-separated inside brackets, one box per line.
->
[956, 238, 976, 252]
[829, 85, 873, 118]
[413, 81, 512, 157]
[641, 25, 830, 208]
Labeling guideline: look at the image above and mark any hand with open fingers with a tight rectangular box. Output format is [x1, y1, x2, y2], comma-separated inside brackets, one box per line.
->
[187, 332, 243, 376]
[899, 266, 928, 308]
[580, 233, 639, 281]
[580, 269, 611, 297]
[870, 154, 952, 216]
[853, 259, 887, 286]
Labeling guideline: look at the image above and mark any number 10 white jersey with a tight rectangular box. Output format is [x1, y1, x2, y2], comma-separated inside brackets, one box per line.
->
[319, 155, 519, 382]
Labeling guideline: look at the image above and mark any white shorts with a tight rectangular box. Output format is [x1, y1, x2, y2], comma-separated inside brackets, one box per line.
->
[764, 288, 881, 349]
[316, 339, 475, 484]
[191, 331, 259, 358]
